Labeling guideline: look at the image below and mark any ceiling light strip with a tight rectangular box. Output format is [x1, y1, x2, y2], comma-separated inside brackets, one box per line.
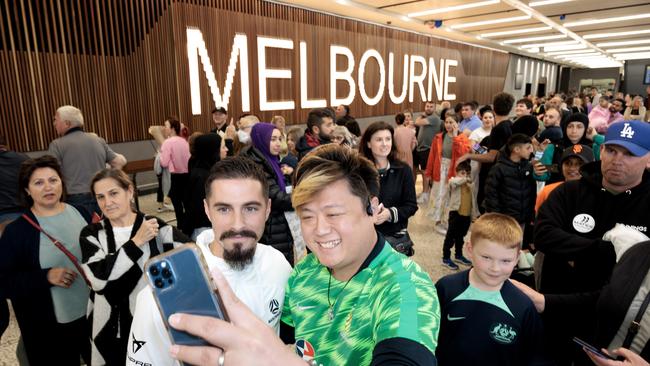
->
[529, 0, 573, 6]
[544, 49, 598, 56]
[450, 15, 531, 29]
[564, 13, 650, 28]
[503, 34, 566, 44]
[604, 46, 650, 53]
[480, 26, 551, 38]
[583, 29, 650, 40]
[596, 39, 650, 47]
[520, 40, 578, 48]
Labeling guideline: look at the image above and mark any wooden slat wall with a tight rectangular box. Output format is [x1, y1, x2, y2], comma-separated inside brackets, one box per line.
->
[0, 0, 511, 152]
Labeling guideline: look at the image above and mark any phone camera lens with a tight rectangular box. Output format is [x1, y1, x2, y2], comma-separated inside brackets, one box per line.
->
[154, 278, 164, 288]
[168, 279, 173, 285]
[150, 266, 160, 276]
[162, 268, 172, 279]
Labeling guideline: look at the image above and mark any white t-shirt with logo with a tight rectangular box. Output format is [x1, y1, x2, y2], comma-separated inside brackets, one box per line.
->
[126, 230, 292, 366]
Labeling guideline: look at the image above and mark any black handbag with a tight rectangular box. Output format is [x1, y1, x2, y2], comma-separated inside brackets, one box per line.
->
[384, 229, 415, 257]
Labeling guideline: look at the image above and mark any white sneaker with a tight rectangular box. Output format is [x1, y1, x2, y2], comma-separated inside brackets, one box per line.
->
[435, 223, 447, 235]
[417, 192, 429, 204]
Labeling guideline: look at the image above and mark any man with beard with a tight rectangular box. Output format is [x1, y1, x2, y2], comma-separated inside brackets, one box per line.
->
[296, 108, 335, 160]
[607, 98, 625, 128]
[126, 156, 292, 366]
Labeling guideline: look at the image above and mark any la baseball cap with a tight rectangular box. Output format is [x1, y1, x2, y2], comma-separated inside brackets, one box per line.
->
[604, 120, 650, 157]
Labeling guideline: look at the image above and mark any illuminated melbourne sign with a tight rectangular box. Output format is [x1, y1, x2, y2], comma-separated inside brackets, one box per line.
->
[187, 28, 458, 115]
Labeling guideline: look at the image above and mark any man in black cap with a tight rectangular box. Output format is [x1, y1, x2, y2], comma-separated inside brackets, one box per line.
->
[210, 107, 235, 156]
[210, 107, 228, 134]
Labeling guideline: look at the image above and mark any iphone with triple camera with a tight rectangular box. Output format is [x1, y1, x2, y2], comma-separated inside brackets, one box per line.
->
[145, 244, 229, 346]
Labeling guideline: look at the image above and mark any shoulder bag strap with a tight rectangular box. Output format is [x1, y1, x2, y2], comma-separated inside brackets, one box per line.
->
[622, 290, 650, 350]
[21, 213, 92, 287]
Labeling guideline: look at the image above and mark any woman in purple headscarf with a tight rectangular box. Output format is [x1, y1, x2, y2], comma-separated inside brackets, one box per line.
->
[241, 123, 295, 265]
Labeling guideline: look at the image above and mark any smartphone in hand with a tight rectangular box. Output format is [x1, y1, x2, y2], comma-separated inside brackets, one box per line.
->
[573, 337, 616, 360]
[145, 244, 229, 346]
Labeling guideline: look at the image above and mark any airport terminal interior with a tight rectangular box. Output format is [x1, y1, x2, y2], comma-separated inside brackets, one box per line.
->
[1, 0, 650, 365]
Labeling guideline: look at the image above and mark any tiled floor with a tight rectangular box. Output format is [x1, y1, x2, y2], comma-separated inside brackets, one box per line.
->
[0, 178, 458, 365]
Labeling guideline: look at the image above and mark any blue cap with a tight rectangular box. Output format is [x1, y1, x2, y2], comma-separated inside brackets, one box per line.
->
[603, 120, 650, 157]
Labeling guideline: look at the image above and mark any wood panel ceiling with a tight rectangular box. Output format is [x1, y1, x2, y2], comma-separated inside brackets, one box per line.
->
[279, 0, 650, 68]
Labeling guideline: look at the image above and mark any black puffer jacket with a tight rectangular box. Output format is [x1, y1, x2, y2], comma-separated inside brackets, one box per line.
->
[484, 152, 536, 224]
[240, 146, 294, 264]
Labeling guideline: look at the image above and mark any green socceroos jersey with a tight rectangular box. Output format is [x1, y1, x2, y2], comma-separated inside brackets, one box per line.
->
[282, 241, 440, 366]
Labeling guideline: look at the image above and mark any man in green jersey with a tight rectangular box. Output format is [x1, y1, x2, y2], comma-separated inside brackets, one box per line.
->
[167, 145, 440, 366]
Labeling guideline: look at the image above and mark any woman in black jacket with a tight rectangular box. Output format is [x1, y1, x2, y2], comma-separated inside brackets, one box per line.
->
[359, 121, 418, 250]
[242, 123, 294, 265]
[187, 133, 228, 240]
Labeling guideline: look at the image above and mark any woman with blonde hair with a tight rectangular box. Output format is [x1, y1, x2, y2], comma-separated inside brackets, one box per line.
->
[331, 125, 355, 148]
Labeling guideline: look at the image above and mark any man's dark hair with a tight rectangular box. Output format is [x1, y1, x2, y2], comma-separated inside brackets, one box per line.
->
[479, 105, 493, 117]
[516, 98, 533, 110]
[455, 160, 471, 174]
[18, 155, 67, 207]
[600, 95, 610, 102]
[204, 156, 269, 201]
[167, 117, 181, 135]
[614, 98, 625, 105]
[395, 113, 405, 125]
[307, 108, 331, 133]
[493, 92, 515, 116]
[454, 103, 463, 114]
[470, 101, 480, 110]
[506, 133, 532, 155]
[462, 102, 476, 110]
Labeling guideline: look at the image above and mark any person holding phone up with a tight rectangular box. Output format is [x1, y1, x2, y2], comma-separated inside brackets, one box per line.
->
[169, 145, 440, 366]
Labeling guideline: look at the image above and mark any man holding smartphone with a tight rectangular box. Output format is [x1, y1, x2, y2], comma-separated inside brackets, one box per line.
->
[126, 157, 292, 366]
[168, 145, 440, 366]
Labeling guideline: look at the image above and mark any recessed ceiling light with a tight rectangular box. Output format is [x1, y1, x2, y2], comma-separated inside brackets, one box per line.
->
[605, 46, 650, 53]
[529, 0, 573, 6]
[502, 34, 566, 44]
[450, 15, 531, 30]
[596, 39, 650, 47]
[400, 16, 411, 22]
[564, 13, 650, 28]
[480, 26, 551, 38]
[408, 0, 500, 18]
[583, 29, 650, 40]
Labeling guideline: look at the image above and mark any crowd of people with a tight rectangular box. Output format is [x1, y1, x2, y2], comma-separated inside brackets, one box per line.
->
[0, 83, 649, 366]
